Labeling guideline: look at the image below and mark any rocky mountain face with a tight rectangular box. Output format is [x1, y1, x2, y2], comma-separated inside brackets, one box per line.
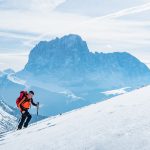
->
[21, 34, 150, 90]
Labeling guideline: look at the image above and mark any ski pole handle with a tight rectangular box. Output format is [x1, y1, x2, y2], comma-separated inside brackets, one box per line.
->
[37, 102, 39, 107]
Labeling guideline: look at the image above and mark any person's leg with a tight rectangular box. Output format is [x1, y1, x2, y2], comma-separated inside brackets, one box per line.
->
[24, 111, 32, 128]
[18, 112, 27, 130]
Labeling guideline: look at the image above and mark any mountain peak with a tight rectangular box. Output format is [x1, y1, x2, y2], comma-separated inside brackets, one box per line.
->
[24, 34, 90, 74]
[61, 34, 82, 41]
[55, 34, 89, 53]
[35, 34, 89, 54]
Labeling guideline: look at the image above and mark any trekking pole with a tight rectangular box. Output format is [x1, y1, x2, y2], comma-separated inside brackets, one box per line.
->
[37, 102, 39, 116]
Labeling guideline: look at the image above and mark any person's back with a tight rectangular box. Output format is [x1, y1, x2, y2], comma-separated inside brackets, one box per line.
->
[16, 91, 39, 130]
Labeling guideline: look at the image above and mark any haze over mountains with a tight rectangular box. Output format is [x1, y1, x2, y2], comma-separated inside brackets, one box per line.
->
[0, 34, 150, 116]
[3, 34, 147, 115]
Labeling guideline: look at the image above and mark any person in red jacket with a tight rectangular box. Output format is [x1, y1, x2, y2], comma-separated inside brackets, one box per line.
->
[17, 91, 39, 130]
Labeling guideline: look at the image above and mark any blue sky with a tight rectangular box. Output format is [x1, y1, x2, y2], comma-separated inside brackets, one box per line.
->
[0, 0, 150, 71]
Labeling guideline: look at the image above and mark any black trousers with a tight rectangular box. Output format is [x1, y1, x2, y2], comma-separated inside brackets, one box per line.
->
[18, 110, 32, 129]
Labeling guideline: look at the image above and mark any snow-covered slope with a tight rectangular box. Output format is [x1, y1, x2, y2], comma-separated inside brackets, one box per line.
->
[0, 100, 17, 134]
[1, 85, 150, 150]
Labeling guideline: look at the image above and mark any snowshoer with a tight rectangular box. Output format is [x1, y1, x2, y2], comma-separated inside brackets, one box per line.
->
[16, 91, 39, 130]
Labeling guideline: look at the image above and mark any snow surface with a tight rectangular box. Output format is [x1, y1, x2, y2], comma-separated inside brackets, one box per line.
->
[1, 85, 150, 150]
[101, 87, 129, 95]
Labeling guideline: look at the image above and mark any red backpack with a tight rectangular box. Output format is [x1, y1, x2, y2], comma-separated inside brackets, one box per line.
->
[16, 91, 27, 108]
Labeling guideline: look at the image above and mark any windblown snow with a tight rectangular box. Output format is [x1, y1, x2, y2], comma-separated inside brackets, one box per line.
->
[1, 85, 150, 150]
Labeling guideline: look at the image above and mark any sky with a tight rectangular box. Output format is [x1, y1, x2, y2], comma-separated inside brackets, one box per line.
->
[0, 0, 150, 71]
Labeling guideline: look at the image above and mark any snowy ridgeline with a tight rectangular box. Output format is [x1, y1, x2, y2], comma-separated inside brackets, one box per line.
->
[1, 85, 150, 150]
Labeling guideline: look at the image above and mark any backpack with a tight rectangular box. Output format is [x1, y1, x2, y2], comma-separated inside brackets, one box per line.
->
[16, 91, 27, 108]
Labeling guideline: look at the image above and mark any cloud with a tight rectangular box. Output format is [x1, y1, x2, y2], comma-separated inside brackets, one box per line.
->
[0, 0, 66, 12]
[0, 30, 38, 40]
[0, 1, 150, 71]
[0, 8, 89, 52]
[94, 2, 150, 20]
[0, 53, 28, 71]
[63, 2, 150, 51]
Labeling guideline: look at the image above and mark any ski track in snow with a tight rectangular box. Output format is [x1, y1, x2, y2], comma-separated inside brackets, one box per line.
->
[1, 85, 150, 150]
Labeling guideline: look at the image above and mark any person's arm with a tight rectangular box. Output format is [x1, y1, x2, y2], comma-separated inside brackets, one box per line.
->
[31, 98, 38, 107]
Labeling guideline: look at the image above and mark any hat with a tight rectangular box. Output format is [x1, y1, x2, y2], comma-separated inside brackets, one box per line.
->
[29, 91, 34, 95]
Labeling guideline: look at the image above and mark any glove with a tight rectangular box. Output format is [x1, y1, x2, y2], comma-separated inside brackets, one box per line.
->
[22, 110, 25, 114]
